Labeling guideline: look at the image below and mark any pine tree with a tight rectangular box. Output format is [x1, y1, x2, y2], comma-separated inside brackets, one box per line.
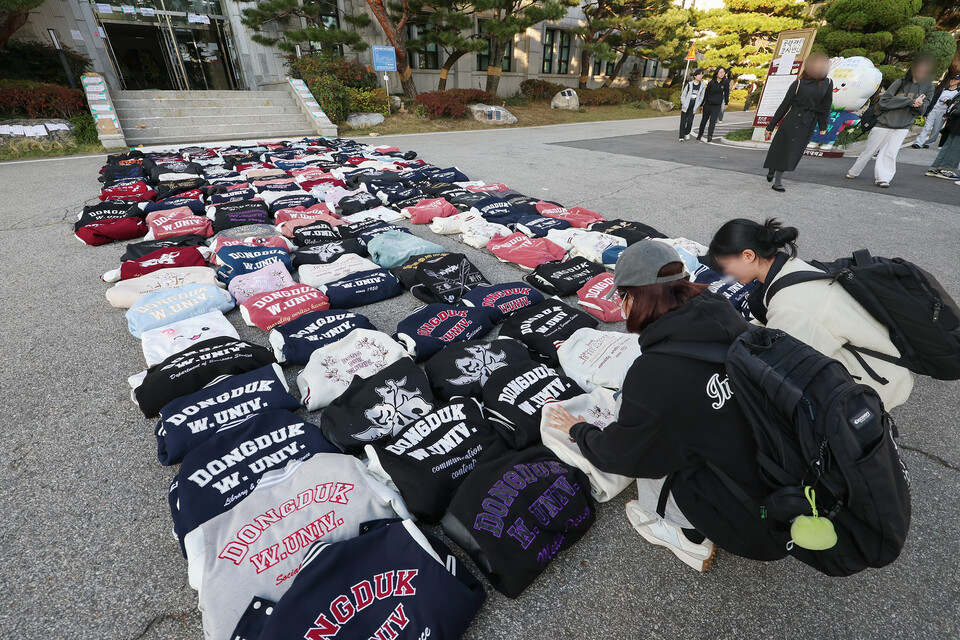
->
[817, 0, 957, 85]
[697, 0, 810, 79]
[471, 0, 577, 94]
[405, 0, 487, 90]
[237, 0, 371, 54]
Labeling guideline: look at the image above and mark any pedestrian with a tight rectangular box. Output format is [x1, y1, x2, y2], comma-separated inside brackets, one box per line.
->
[913, 74, 960, 149]
[925, 92, 960, 180]
[846, 55, 935, 187]
[544, 240, 789, 572]
[697, 67, 730, 142]
[762, 52, 833, 192]
[678, 69, 706, 142]
[718, 73, 732, 122]
[709, 217, 914, 409]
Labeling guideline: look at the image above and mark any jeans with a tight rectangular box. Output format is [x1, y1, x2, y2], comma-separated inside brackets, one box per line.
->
[679, 105, 696, 137]
[916, 105, 947, 147]
[847, 126, 910, 183]
[698, 103, 721, 138]
[931, 133, 960, 171]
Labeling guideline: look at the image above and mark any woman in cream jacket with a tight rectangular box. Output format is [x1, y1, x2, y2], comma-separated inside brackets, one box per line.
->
[709, 218, 913, 409]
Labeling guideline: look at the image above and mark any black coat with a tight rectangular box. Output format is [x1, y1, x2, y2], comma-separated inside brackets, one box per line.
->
[570, 292, 788, 561]
[764, 78, 833, 172]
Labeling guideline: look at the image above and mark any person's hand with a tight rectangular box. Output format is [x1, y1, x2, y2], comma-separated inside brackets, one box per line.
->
[764, 130, 772, 141]
[544, 405, 586, 436]
[819, 129, 827, 135]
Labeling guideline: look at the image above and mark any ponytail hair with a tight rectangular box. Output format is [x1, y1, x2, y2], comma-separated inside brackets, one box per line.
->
[709, 217, 799, 260]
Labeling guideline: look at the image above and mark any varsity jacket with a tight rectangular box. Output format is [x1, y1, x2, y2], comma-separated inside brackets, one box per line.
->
[394, 303, 495, 362]
[440, 447, 595, 598]
[268, 309, 376, 365]
[424, 338, 535, 400]
[498, 298, 599, 365]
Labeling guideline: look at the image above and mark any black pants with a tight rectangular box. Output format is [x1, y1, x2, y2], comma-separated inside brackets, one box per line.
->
[698, 102, 721, 139]
[679, 105, 696, 138]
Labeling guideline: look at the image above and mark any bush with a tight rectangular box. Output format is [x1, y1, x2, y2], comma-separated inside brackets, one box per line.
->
[519, 79, 567, 101]
[579, 87, 624, 106]
[0, 79, 85, 118]
[306, 75, 351, 124]
[346, 87, 389, 116]
[413, 89, 501, 118]
[877, 64, 906, 87]
[0, 40, 91, 86]
[69, 112, 99, 145]
[839, 47, 868, 59]
[504, 95, 528, 107]
[729, 88, 748, 103]
[290, 55, 378, 90]
[892, 25, 925, 51]
[868, 50, 887, 65]
[725, 128, 753, 141]
[824, 29, 863, 52]
[862, 31, 894, 51]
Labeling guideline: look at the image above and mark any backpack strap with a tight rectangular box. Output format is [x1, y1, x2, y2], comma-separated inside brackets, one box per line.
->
[763, 270, 835, 305]
[842, 343, 893, 384]
[643, 340, 728, 364]
[656, 473, 677, 518]
[703, 461, 767, 520]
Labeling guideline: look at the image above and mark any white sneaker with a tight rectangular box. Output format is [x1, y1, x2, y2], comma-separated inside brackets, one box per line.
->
[685, 134, 692, 140]
[625, 501, 716, 572]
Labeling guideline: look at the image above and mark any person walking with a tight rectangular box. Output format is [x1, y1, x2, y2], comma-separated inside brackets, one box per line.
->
[762, 52, 833, 192]
[847, 55, 935, 187]
[924, 93, 960, 180]
[912, 74, 960, 149]
[679, 69, 706, 142]
[697, 67, 730, 142]
[717, 73, 732, 122]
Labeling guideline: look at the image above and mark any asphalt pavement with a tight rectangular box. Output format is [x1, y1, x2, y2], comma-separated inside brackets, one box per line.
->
[1, 110, 958, 639]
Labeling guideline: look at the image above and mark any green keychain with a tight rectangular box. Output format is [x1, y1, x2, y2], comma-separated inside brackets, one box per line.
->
[790, 486, 838, 551]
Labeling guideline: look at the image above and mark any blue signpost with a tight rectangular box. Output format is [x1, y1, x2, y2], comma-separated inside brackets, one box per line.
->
[371, 46, 397, 114]
[371, 46, 398, 72]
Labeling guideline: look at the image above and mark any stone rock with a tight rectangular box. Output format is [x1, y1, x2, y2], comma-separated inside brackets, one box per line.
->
[346, 112, 385, 128]
[466, 103, 518, 125]
[650, 99, 674, 112]
[389, 95, 402, 111]
[550, 88, 579, 111]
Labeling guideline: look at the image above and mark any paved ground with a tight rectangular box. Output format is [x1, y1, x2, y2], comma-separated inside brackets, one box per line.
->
[1, 110, 959, 639]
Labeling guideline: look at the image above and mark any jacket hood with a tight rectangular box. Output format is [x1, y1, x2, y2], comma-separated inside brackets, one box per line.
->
[639, 291, 748, 350]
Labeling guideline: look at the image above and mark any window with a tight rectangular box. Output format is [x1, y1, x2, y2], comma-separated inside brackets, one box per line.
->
[543, 29, 555, 74]
[557, 31, 571, 74]
[477, 21, 512, 72]
[406, 23, 440, 70]
[592, 58, 616, 76]
[310, 1, 342, 55]
[543, 28, 570, 74]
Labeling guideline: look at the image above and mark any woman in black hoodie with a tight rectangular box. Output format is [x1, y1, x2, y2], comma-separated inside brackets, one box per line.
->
[546, 240, 787, 571]
[697, 67, 730, 142]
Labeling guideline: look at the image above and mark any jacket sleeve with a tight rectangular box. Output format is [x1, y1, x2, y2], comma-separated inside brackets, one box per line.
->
[817, 80, 833, 131]
[878, 80, 917, 111]
[724, 80, 730, 105]
[570, 371, 686, 479]
[766, 81, 798, 131]
[681, 82, 691, 108]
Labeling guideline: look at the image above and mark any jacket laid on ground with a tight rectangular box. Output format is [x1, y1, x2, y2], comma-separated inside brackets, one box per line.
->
[681, 80, 706, 111]
[570, 291, 787, 561]
[877, 77, 935, 129]
[755, 255, 914, 409]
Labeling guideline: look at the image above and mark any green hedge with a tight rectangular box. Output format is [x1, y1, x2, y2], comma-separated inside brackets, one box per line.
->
[346, 87, 389, 116]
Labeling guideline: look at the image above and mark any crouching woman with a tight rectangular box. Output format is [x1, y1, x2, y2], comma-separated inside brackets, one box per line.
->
[545, 240, 786, 571]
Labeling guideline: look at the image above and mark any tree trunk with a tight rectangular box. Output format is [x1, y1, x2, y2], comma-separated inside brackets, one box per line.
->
[437, 50, 466, 91]
[578, 48, 593, 90]
[365, 0, 418, 98]
[0, 10, 28, 50]
[601, 52, 629, 88]
[484, 38, 510, 95]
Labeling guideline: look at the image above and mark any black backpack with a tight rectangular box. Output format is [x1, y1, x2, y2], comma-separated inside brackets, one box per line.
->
[762, 250, 960, 381]
[649, 326, 911, 576]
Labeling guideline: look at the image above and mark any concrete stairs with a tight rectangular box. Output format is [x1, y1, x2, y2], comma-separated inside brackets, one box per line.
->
[113, 90, 320, 146]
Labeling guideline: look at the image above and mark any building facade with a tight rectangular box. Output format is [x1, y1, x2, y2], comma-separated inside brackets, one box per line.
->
[17, 0, 670, 94]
